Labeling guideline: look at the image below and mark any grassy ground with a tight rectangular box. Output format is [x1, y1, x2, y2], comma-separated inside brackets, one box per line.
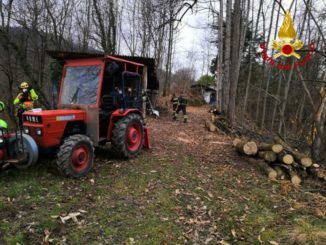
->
[0, 106, 325, 244]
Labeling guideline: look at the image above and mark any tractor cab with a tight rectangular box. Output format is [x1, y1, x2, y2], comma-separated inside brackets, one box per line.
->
[22, 51, 159, 177]
[99, 61, 143, 138]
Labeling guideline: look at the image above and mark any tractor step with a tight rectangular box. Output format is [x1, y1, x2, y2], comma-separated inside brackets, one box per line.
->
[5, 154, 28, 164]
[99, 137, 108, 142]
[0, 162, 11, 173]
[143, 128, 152, 150]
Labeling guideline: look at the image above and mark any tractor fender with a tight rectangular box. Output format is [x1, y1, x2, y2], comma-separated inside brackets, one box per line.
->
[107, 109, 143, 140]
[9, 133, 39, 167]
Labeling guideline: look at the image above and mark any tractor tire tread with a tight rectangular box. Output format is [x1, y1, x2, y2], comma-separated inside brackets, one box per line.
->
[57, 134, 94, 178]
[111, 113, 144, 158]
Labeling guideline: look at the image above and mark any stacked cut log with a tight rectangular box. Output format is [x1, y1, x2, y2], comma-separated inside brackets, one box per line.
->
[206, 113, 232, 135]
[233, 138, 325, 186]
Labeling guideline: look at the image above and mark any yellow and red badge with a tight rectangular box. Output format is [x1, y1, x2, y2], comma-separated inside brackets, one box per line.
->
[271, 10, 303, 59]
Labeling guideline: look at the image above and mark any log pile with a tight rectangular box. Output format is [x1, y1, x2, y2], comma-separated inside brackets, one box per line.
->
[207, 109, 232, 135]
[233, 137, 326, 186]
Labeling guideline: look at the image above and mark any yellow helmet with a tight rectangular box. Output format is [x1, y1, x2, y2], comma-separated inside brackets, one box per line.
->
[20, 81, 29, 89]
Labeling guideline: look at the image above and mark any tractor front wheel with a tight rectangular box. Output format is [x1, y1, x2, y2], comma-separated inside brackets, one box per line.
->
[112, 113, 144, 158]
[57, 134, 94, 178]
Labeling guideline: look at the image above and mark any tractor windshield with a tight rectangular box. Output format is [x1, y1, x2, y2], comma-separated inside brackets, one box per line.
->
[60, 65, 101, 105]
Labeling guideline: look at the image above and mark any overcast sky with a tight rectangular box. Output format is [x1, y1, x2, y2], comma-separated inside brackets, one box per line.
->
[174, 6, 216, 80]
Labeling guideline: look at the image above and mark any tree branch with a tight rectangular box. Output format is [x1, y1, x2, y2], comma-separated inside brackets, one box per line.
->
[156, 0, 197, 30]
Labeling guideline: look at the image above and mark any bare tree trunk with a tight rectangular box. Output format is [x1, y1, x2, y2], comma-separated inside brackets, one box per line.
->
[255, 6, 267, 123]
[312, 72, 326, 162]
[216, 0, 224, 109]
[92, 0, 117, 53]
[242, 0, 263, 121]
[261, 0, 276, 128]
[228, 0, 249, 126]
[162, 2, 174, 97]
[278, 61, 295, 136]
[241, 0, 253, 122]
[222, 0, 232, 113]
[271, 71, 283, 130]
[228, 0, 241, 125]
[297, 67, 315, 109]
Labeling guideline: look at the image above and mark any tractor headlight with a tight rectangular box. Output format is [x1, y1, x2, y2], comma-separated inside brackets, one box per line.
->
[35, 128, 42, 136]
[0, 138, 3, 144]
[23, 127, 29, 134]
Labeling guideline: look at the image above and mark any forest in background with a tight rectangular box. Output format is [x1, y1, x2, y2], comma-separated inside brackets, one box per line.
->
[0, 0, 326, 164]
[208, 0, 326, 164]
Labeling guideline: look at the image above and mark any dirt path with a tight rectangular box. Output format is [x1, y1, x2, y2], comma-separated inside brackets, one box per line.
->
[147, 105, 236, 165]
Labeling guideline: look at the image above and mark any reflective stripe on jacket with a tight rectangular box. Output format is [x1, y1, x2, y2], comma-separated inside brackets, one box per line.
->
[14, 89, 38, 106]
[0, 119, 7, 129]
[171, 97, 179, 105]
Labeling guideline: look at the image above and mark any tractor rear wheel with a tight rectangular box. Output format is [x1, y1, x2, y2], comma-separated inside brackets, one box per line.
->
[57, 134, 94, 178]
[112, 113, 144, 158]
[8, 133, 39, 169]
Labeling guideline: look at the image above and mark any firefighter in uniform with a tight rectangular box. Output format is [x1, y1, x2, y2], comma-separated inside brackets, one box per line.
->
[171, 93, 179, 120]
[14, 82, 38, 127]
[176, 94, 188, 123]
[0, 101, 8, 130]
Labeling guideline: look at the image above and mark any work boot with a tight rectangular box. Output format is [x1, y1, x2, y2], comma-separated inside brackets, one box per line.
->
[172, 112, 177, 120]
[183, 115, 188, 123]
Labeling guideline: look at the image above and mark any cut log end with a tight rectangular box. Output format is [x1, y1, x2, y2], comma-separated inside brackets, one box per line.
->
[271, 144, 283, 153]
[243, 141, 258, 156]
[235, 140, 258, 156]
[258, 143, 283, 153]
[268, 171, 278, 180]
[283, 154, 294, 165]
[232, 138, 242, 147]
[300, 157, 313, 167]
[291, 175, 302, 186]
[312, 163, 320, 168]
[279, 153, 294, 165]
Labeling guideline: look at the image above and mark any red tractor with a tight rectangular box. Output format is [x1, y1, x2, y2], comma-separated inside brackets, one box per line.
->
[22, 51, 158, 177]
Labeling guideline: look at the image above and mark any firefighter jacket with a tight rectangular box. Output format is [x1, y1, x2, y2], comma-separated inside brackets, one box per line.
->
[14, 89, 38, 109]
[0, 119, 7, 129]
[171, 96, 179, 105]
[0, 101, 7, 129]
[178, 96, 188, 106]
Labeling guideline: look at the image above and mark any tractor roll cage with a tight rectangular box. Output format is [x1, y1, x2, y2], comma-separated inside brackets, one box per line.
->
[121, 71, 142, 111]
[47, 50, 159, 91]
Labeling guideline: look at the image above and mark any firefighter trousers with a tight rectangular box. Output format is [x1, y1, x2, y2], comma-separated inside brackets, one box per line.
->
[176, 105, 188, 122]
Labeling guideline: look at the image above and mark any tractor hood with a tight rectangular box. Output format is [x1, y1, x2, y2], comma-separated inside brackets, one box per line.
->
[22, 109, 88, 149]
[23, 109, 86, 124]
